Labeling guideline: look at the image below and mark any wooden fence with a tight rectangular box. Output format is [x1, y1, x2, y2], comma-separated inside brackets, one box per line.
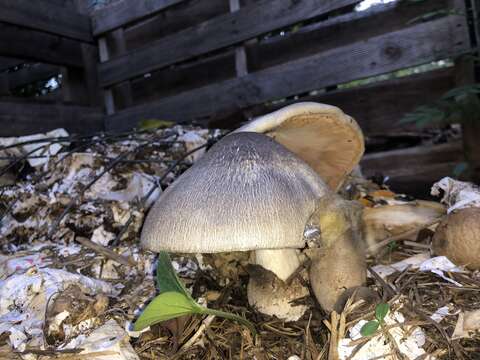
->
[92, 0, 472, 135]
[0, 0, 103, 135]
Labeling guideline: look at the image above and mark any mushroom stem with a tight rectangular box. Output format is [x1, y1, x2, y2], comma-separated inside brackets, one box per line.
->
[308, 237, 366, 313]
[247, 248, 309, 320]
[252, 248, 301, 282]
[307, 195, 366, 313]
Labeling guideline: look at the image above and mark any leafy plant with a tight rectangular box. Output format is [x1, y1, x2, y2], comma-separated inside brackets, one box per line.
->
[360, 303, 390, 337]
[134, 252, 256, 335]
[400, 84, 480, 128]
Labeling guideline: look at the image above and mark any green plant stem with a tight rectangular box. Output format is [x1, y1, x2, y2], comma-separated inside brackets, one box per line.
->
[199, 307, 256, 336]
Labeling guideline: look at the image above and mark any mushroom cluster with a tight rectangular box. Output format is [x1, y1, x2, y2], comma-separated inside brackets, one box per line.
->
[141, 102, 366, 320]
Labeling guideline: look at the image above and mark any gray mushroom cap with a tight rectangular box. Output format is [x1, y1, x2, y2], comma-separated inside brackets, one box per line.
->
[141, 132, 329, 253]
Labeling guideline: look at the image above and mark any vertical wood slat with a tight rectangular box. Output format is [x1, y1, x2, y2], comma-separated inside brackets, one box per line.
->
[58, 0, 101, 106]
[111, 28, 133, 109]
[98, 37, 116, 115]
[454, 0, 480, 182]
[229, 0, 248, 77]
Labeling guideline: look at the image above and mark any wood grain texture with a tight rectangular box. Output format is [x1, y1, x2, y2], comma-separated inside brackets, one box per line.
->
[0, 23, 84, 67]
[0, 0, 93, 43]
[361, 142, 464, 197]
[243, 68, 456, 135]
[248, 0, 451, 71]
[98, 0, 359, 87]
[128, 0, 452, 110]
[92, 0, 186, 36]
[0, 100, 103, 136]
[123, 0, 229, 55]
[106, 16, 469, 131]
[131, 51, 235, 104]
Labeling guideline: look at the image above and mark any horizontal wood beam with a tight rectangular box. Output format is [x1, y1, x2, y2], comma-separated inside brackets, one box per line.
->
[92, 0, 186, 36]
[0, 64, 60, 94]
[241, 68, 456, 135]
[0, 100, 104, 136]
[361, 141, 464, 197]
[0, 57, 25, 71]
[0, 0, 93, 43]
[0, 23, 85, 67]
[98, 0, 360, 87]
[128, 0, 451, 109]
[106, 15, 470, 131]
[248, 0, 451, 71]
[123, 0, 228, 55]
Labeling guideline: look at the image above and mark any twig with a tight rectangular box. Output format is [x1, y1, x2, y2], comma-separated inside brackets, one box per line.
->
[367, 217, 444, 253]
[75, 236, 135, 267]
[328, 311, 339, 360]
[180, 314, 216, 350]
[368, 267, 398, 299]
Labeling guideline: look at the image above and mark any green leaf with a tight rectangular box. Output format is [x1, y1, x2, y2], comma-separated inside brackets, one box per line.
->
[138, 119, 174, 130]
[136, 251, 257, 336]
[156, 251, 192, 298]
[133, 292, 201, 331]
[360, 320, 380, 337]
[375, 303, 390, 323]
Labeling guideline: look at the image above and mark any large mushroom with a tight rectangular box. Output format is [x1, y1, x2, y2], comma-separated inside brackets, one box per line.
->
[142, 103, 366, 319]
[142, 132, 330, 320]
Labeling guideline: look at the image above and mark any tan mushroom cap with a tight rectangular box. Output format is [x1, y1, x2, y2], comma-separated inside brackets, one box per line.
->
[235, 102, 364, 190]
[141, 132, 329, 253]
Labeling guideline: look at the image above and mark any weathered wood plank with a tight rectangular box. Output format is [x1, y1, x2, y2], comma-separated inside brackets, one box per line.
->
[98, 0, 360, 87]
[361, 142, 464, 197]
[106, 16, 470, 131]
[0, 0, 93, 43]
[248, 0, 451, 71]
[0, 23, 85, 67]
[129, 0, 452, 109]
[124, 0, 229, 54]
[92, 0, 186, 36]
[0, 64, 59, 94]
[240, 68, 456, 135]
[0, 100, 104, 136]
[0, 57, 25, 72]
[131, 51, 235, 104]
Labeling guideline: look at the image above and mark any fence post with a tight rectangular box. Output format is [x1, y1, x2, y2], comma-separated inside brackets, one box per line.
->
[111, 28, 134, 109]
[98, 37, 116, 115]
[60, 0, 101, 106]
[453, 0, 480, 182]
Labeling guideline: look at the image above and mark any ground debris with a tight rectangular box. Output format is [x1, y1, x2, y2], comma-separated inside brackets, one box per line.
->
[0, 126, 479, 359]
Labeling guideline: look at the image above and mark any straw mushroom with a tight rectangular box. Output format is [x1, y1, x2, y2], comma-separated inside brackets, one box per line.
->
[235, 102, 364, 190]
[432, 207, 480, 269]
[307, 195, 366, 312]
[142, 132, 329, 320]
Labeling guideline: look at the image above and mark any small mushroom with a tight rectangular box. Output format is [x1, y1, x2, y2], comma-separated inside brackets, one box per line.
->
[432, 207, 480, 269]
[306, 195, 366, 312]
[235, 102, 364, 190]
[142, 132, 328, 320]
